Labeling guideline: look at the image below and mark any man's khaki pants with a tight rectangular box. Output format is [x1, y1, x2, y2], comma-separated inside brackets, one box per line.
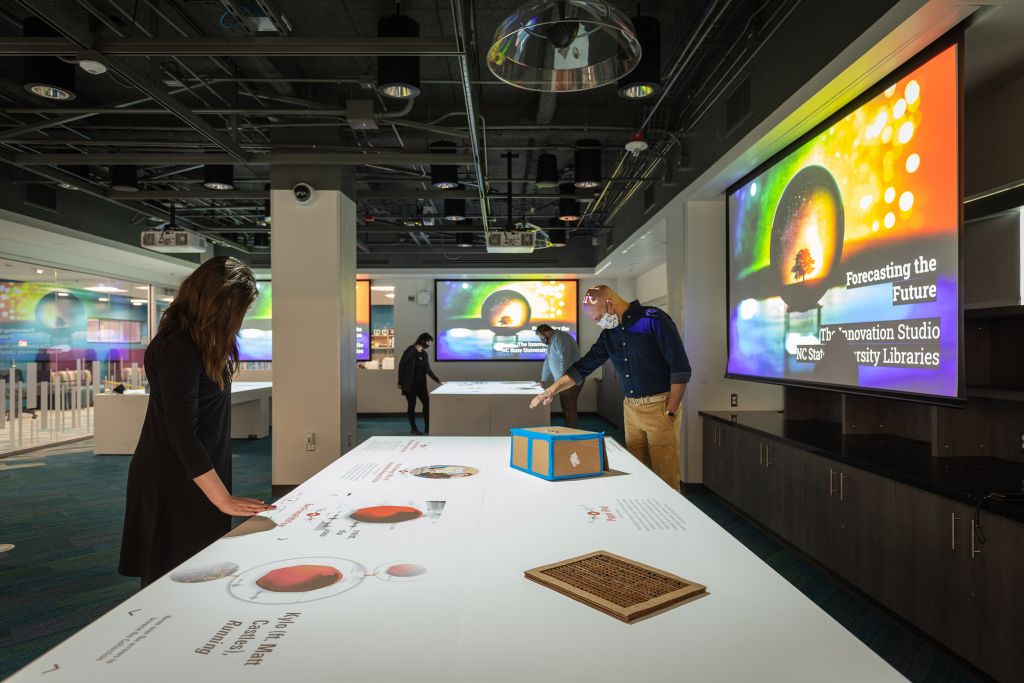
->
[622, 394, 681, 490]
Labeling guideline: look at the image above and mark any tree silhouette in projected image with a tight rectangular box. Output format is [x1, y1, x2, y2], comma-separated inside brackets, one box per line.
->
[791, 248, 816, 283]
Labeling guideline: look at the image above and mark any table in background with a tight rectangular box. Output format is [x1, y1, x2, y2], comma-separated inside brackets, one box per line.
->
[8, 435, 904, 682]
[430, 380, 549, 436]
[92, 382, 273, 455]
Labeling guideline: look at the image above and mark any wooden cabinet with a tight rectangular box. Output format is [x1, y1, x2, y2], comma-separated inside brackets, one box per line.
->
[889, 482, 971, 658]
[700, 415, 1024, 679]
[967, 510, 1024, 682]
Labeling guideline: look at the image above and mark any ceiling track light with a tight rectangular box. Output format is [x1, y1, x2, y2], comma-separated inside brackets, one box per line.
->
[110, 165, 139, 192]
[487, 0, 640, 93]
[618, 14, 661, 99]
[377, 6, 421, 99]
[430, 141, 459, 189]
[535, 153, 559, 189]
[23, 17, 76, 100]
[574, 139, 602, 188]
[203, 164, 234, 191]
[558, 182, 581, 222]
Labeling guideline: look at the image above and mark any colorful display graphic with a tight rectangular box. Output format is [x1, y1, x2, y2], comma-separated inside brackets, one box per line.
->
[436, 280, 578, 361]
[237, 281, 272, 361]
[356, 280, 370, 361]
[727, 45, 960, 399]
[0, 280, 148, 366]
[237, 280, 374, 362]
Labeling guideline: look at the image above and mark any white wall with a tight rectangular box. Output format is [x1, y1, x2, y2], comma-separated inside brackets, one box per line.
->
[965, 70, 1024, 197]
[635, 263, 668, 304]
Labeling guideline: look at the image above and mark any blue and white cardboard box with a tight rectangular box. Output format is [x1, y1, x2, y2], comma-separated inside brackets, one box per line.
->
[509, 426, 608, 481]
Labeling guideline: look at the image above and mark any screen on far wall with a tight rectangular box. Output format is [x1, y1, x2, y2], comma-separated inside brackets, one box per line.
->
[726, 43, 960, 400]
[238, 281, 272, 361]
[356, 280, 370, 361]
[435, 280, 578, 361]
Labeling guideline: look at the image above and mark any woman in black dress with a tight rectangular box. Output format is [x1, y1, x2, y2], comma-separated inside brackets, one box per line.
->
[119, 257, 274, 587]
[397, 333, 443, 435]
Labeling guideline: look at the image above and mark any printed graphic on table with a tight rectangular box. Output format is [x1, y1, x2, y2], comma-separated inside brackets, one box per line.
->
[579, 499, 689, 532]
[727, 45, 959, 399]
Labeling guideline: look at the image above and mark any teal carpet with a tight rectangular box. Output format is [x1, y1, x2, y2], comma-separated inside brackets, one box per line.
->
[0, 415, 980, 681]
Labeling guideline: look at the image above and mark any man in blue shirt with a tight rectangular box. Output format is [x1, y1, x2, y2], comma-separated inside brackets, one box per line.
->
[530, 285, 691, 489]
[536, 323, 582, 428]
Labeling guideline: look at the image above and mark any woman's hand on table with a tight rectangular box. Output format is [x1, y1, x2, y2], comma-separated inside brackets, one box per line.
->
[215, 496, 276, 517]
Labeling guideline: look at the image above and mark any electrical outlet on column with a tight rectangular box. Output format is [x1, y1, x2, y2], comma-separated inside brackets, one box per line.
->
[306, 432, 316, 452]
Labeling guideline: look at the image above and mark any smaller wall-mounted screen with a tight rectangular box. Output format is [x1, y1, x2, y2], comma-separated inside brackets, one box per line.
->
[356, 280, 370, 361]
[435, 280, 578, 361]
[237, 281, 272, 361]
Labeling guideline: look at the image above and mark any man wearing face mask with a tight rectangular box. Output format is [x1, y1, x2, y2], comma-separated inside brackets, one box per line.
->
[535, 323, 582, 428]
[530, 285, 691, 490]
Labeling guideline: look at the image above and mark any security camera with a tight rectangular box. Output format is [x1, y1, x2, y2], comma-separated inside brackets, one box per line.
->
[292, 183, 316, 205]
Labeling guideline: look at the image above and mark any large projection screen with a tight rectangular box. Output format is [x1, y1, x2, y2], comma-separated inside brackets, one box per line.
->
[435, 280, 578, 361]
[726, 41, 962, 402]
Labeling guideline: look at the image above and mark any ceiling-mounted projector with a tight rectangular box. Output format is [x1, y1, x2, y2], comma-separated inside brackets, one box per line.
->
[141, 229, 207, 254]
[486, 229, 536, 254]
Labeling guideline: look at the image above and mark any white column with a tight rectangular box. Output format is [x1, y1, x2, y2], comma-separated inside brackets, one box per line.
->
[270, 169, 357, 487]
[0, 379, 5, 430]
[40, 381, 48, 430]
[26, 362, 37, 409]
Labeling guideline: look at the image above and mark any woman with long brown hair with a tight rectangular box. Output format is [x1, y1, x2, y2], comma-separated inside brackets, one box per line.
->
[119, 257, 274, 587]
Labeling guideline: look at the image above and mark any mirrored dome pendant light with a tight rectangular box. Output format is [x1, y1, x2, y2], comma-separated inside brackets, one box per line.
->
[487, 0, 641, 92]
[203, 164, 234, 191]
[377, 4, 421, 99]
[618, 14, 660, 99]
[23, 17, 76, 100]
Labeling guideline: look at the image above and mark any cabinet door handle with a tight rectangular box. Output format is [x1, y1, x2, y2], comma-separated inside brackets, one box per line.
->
[971, 519, 981, 559]
[758, 442, 764, 465]
[950, 512, 961, 550]
[839, 471, 845, 500]
[716, 426, 721, 447]
[764, 444, 770, 467]
[829, 468, 835, 496]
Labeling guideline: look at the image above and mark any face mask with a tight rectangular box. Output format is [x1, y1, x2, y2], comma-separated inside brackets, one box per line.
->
[596, 313, 619, 330]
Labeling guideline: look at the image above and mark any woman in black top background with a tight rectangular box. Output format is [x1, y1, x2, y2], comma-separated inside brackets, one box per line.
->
[397, 332, 443, 435]
[119, 257, 274, 587]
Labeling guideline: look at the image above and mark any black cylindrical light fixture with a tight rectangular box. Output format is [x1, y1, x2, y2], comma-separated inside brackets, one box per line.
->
[23, 17, 76, 101]
[535, 153, 559, 189]
[203, 164, 234, 191]
[110, 165, 138, 192]
[57, 165, 89, 190]
[547, 218, 567, 247]
[558, 183, 581, 222]
[444, 188, 466, 221]
[377, 11, 421, 99]
[252, 233, 270, 247]
[455, 232, 474, 248]
[430, 141, 459, 189]
[618, 15, 661, 99]
[574, 139, 602, 188]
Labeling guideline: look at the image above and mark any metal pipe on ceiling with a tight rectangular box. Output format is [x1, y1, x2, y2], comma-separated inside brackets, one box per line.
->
[0, 36, 462, 56]
[15, 152, 476, 166]
[450, 0, 490, 235]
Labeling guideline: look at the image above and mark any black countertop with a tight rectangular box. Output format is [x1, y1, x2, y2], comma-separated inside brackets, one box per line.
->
[700, 410, 1024, 523]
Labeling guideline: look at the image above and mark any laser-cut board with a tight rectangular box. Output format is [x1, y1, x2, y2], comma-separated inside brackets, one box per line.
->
[525, 550, 707, 623]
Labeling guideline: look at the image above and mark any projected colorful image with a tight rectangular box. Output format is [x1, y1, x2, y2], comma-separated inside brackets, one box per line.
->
[727, 44, 960, 399]
[436, 280, 577, 361]
[237, 281, 272, 361]
[356, 280, 370, 361]
[237, 281, 373, 362]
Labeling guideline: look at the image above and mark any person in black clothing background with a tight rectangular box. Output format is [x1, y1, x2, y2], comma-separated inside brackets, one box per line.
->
[397, 332, 443, 434]
[119, 257, 274, 588]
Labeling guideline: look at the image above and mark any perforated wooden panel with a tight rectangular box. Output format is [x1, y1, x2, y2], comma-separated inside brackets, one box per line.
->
[525, 551, 706, 623]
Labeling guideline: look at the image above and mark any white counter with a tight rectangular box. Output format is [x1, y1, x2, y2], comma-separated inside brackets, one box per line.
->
[430, 381, 550, 436]
[8, 436, 904, 682]
[93, 382, 273, 455]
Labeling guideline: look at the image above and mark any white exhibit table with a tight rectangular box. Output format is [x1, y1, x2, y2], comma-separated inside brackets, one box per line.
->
[8, 436, 903, 682]
[430, 380, 549, 436]
[93, 382, 273, 455]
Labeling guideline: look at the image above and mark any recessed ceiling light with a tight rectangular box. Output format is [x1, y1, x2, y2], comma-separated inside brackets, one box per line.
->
[160, 297, 174, 303]
[85, 285, 128, 294]
[130, 299, 147, 306]
[135, 286, 150, 291]
[97, 297, 109, 302]
[35, 268, 45, 275]
[385, 293, 395, 299]
[370, 285, 395, 292]
[56, 291, 69, 297]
